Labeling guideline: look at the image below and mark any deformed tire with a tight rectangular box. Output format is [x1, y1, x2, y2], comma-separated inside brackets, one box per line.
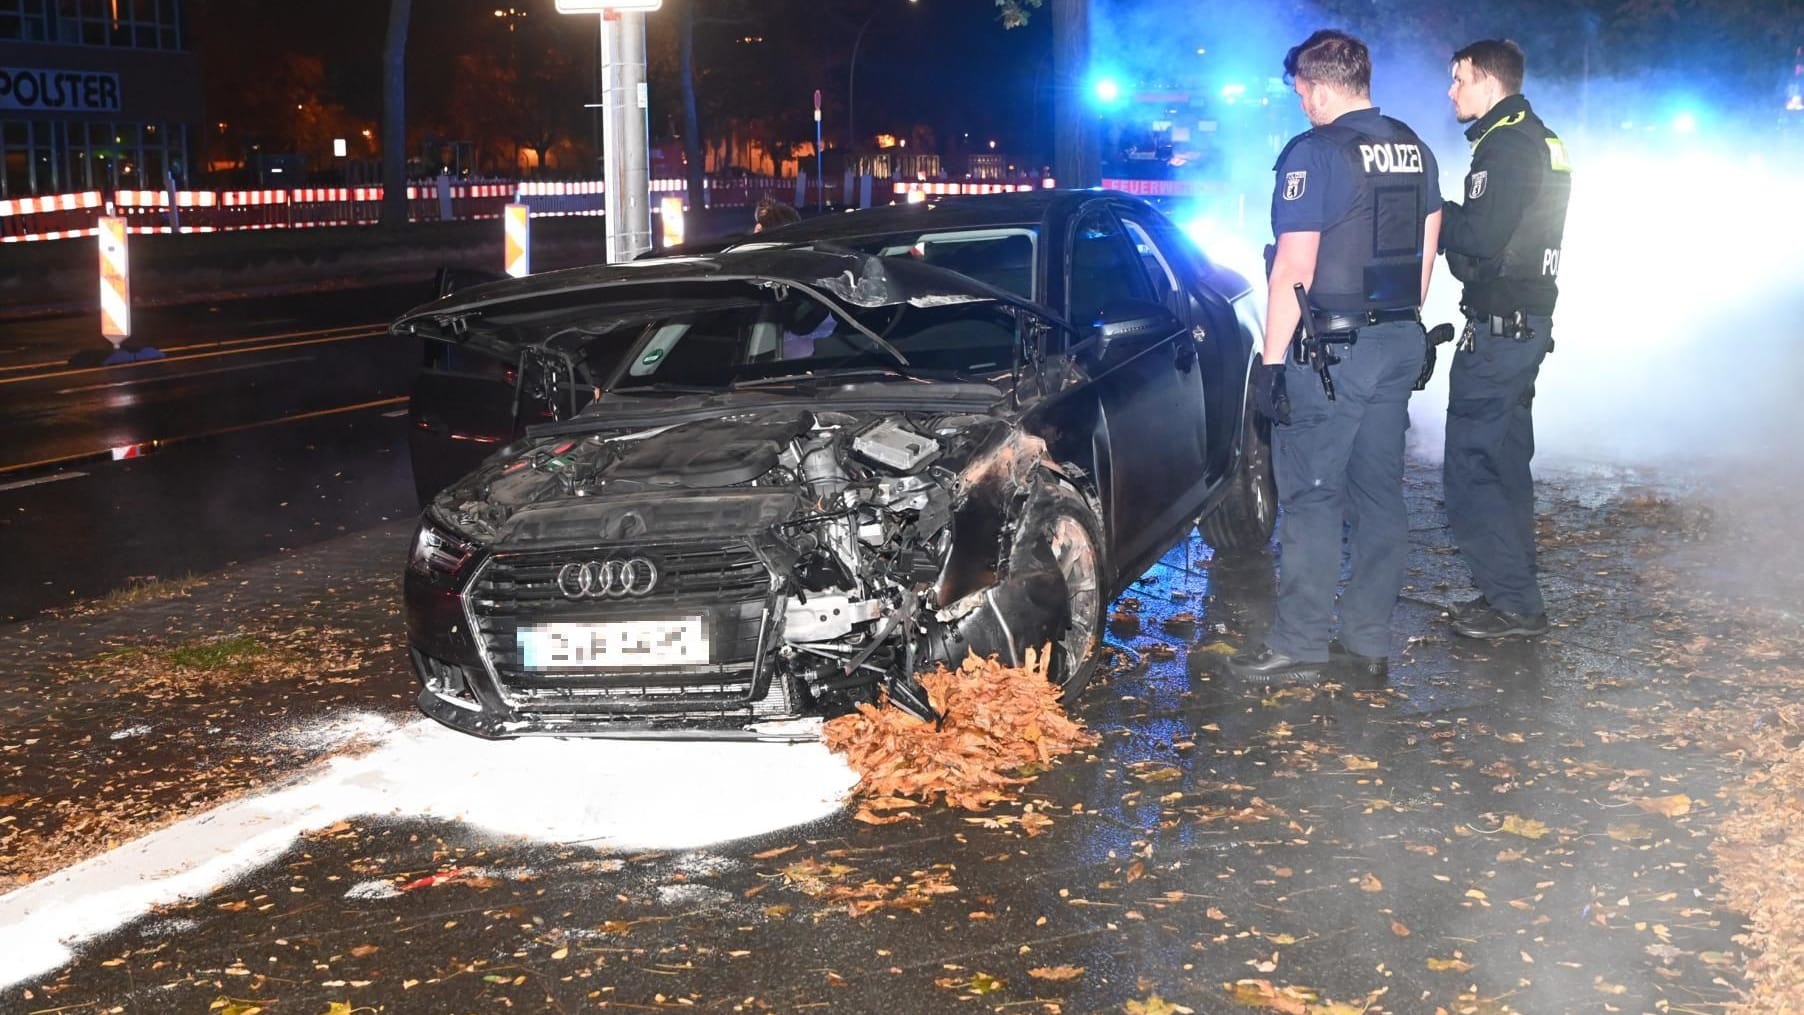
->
[1201, 379, 1278, 555]
[1014, 481, 1108, 702]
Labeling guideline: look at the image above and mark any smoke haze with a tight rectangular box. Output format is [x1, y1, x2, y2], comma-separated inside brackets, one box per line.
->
[1086, 0, 1804, 470]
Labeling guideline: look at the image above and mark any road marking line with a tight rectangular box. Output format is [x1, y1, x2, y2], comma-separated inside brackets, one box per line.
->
[0, 330, 387, 388]
[0, 321, 387, 376]
[0, 395, 408, 475]
[53, 356, 316, 394]
[381, 409, 409, 418]
[0, 471, 86, 493]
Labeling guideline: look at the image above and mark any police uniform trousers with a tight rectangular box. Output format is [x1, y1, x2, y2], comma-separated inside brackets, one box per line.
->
[1267, 319, 1427, 661]
[1443, 315, 1554, 617]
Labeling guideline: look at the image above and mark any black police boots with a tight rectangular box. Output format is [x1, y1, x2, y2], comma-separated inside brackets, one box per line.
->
[1453, 607, 1550, 640]
[1223, 647, 1322, 686]
[1328, 639, 1388, 681]
[1446, 594, 1489, 622]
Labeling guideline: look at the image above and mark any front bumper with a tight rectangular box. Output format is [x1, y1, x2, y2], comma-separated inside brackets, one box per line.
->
[406, 535, 817, 741]
[412, 675, 822, 741]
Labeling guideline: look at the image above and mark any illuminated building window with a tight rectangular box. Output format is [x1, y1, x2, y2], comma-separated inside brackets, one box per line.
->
[0, 0, 189, 49]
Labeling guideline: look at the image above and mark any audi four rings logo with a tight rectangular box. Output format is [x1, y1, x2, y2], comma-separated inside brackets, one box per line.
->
[557, 558, 660, 598]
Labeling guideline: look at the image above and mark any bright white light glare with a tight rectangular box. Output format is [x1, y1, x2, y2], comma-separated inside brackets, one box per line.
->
[1493, 142, 1804, 466]
[554, 0, 661, 11]
[1671, 112, 1697, 134]
[1178, 212, 1266, 293]
[1220, 83, 1246, 101]
[1093, 77, 1121, 104]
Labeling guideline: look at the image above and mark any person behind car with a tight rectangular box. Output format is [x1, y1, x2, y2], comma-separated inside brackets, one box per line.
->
[1437, 39, 1571, 641]
[753, 194, 802, 234]
[1228, 29, 1442, 686]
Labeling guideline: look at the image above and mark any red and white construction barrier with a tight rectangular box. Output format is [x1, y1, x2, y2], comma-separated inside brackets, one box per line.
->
[0, 175, 1063, 242]
[891, 180, 1054, 199]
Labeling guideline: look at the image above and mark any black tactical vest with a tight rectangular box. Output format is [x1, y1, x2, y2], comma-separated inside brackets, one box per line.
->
[1448, 105, 1572, 316]
[1282, 115, 1433, 313]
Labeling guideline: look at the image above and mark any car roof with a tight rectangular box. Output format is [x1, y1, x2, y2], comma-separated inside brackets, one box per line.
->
[745, 189, 1143, 246]
[390, 244, 1060, 344]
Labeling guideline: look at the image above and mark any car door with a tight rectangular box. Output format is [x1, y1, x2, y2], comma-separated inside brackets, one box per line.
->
[408, 333, 624, 505]
[1125, 206, 1255, 483]
[408, 339, 526, 505]
[1063, 204, 1211, 577]
[1114, 205, 1230, 490]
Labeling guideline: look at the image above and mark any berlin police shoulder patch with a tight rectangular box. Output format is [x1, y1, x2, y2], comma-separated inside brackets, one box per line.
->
[1283, 171, 1307, 201]
[1468, 171, 1488, 199]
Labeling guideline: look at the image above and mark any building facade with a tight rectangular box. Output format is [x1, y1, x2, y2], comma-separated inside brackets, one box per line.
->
[0, 0, 199, 198]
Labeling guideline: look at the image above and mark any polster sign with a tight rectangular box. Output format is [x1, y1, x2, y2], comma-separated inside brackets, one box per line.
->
[0, 67, 121, 113]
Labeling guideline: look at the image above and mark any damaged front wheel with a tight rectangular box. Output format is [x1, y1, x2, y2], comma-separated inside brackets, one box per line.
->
[1023, 483, 1107, 702]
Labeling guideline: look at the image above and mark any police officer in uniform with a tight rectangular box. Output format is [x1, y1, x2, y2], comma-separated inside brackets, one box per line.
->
[1439, 40, 1571, 640]
[1227, 29, 1442, 684]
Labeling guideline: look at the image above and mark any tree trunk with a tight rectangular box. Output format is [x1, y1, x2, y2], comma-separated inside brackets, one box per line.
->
[679, 0, 706, 211]
[380, 0, 412, 227]
[1051, 0, 1096, 189]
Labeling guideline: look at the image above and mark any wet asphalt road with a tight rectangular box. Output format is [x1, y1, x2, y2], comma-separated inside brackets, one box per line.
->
[5, 462, 1795, 1015]
[6, 275, 1804, 1011]
[0, 285, 430, 623]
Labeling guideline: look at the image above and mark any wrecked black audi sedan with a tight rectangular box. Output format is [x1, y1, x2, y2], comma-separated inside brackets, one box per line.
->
[398, 191, 1274, 739]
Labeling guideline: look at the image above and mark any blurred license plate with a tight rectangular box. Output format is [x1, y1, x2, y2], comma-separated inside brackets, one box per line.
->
[517, 618, 708, 669]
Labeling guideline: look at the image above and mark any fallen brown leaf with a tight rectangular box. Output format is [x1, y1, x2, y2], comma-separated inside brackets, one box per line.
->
[822, 647, 1098, 815]
[1125, 993, 1192, 1015]
[1634, 794, 1693, 817]
[1500, 814, 1549, 840]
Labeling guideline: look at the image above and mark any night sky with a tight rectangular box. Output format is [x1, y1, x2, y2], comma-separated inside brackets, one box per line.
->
[186, 0, 1057, 164]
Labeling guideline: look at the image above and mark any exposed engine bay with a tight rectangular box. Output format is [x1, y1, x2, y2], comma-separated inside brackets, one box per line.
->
[420, 405, 1088, 733]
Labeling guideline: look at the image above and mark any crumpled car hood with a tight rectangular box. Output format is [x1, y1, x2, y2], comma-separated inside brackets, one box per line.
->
[433, 405, 1010, 547]
[390, 247, 1046, 345]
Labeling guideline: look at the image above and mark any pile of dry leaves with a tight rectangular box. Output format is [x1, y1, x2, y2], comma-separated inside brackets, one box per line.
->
[822, 646, 1098, 825]
[1712, 698, 1804, 1015]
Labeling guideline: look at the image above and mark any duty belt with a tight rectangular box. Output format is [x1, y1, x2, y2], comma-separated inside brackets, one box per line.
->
[1460, 305, 1539, 340]
[1311, 306, 1419, 336]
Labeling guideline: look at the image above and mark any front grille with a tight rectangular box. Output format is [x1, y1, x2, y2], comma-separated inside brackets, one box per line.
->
[501, 667, 799, 721]
[473, 541, 771, 608]
[464, 541, 794, 720]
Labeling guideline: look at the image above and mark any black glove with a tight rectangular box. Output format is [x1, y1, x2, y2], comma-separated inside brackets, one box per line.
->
[1254, 362, 1290, 425]
[1413, 323, 1456, 391]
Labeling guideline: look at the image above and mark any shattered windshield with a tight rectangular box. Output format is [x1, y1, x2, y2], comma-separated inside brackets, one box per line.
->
[735, 228, 1039, 302]
[606, 289, 1022, 391]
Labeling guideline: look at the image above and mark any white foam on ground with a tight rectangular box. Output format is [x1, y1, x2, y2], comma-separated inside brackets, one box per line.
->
[0, 717, 857, 988]
[270, 710, 397, 751]
[342, 879, 402, 900]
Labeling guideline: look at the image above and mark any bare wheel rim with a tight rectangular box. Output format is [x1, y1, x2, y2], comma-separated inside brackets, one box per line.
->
[1048, 514, 1100, 677]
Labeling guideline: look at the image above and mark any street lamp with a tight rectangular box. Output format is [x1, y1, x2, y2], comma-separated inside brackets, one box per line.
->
[555, 0, 661, 262]
[848, 0, 918, 156]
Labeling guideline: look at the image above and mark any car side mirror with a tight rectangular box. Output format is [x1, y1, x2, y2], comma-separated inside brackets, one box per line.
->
[1085, 300, 1181, 360]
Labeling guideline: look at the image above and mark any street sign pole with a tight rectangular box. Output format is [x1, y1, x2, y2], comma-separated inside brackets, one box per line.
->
[562, 0, 660, 263]
[813, 88, 824, 214]
[598, 14, 651, 262]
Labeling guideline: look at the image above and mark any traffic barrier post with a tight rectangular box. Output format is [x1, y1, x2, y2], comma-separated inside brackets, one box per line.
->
[97, 216, 130, 347]
[504, 202, 530, 277]
[658, 195, 684, 248]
